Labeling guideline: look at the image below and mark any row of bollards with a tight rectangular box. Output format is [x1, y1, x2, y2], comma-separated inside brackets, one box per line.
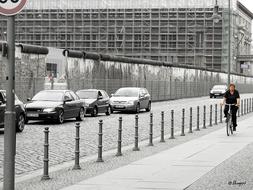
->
[41, 98, 253, 180]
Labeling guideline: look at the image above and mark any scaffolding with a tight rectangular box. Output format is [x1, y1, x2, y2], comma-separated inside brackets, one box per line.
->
[0, 0, 252, 72]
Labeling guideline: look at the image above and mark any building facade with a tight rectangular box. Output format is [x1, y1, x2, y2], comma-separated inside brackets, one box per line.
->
[0, 0, 252, 73]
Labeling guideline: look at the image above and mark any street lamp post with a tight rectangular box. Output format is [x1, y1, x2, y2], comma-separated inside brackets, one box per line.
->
[212, 0, 231, 86]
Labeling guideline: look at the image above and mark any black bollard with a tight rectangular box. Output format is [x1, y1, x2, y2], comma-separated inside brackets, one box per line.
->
[209, 105, 213, 127]
[97, 120, 104, 162]
[133, 115, 140, 151]
[196, 106, 200, 131]
[244, 99, 246, 115]
[238, 103, 240, 117]
[116, 117, 123, 156]
[203, 105, 206, 129]
[160, 111, 165, 143]
[247, 99, 249, 114]
[148, 113, 154, 146]
[241, 99, 244, 116]
[189, 107, 193, 133]
[41, 127, 50, 180]
[214, 104, 218, 125]
[181, 109, 185, 136]
[169, 110, 175, 139]
[73, 123, 81, 170]
[220, 104, 223, 123]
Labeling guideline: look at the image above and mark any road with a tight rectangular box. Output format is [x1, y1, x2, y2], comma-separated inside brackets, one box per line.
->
[0, 94, 252, 180]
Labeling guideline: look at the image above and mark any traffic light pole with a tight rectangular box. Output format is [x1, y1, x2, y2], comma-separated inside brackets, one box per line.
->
[3, 15, 16, 190]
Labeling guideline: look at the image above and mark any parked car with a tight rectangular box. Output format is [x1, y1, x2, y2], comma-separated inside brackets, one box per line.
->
[110, 87, 151, 113]
[76, 89, 111, 117]
[210, 85, 227, 98]
[25, 90, 85, 124]
[0, 90, 26, 132]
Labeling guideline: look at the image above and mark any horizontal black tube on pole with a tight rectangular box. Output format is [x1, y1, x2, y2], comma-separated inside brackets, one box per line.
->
[17, 43, 49, 55]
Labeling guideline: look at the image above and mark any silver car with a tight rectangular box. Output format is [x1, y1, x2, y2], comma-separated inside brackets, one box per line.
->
[110, 87, 151, 113]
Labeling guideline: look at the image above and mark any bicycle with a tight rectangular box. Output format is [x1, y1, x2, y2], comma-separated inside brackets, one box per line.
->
[224, 103, 236, 136]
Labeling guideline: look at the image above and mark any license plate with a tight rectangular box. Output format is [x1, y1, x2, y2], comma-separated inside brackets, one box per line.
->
[215, 94, 220, 96]
[115, 105, 125, 108]
[27, 113, 39, 117]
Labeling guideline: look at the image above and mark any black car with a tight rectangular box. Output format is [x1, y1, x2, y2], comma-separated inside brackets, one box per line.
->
[76, 89, 111, 117]
[0, 90, 26, 132]
[25, 90, 85, 124]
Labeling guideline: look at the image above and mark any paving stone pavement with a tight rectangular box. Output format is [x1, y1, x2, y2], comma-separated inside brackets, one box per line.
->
[0, 94, 252, 182]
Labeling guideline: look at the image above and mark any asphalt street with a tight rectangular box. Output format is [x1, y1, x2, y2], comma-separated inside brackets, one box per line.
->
[0, 94, 252, 181]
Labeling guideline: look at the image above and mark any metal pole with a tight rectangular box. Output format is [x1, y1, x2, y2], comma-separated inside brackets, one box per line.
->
[181, 109, 185, 136]
[169, 110, 175, 139]
[209, 105, 213, 127]
[196, 106, 200, 131]
[116, 117, 123, 156]
[148, 113, 154, 146]
[97, 120, 104, 162]
[41, 127, 50, 180]
[228, 0, 231, 86]
[133, 115, 140, 151]
[189, 107, 193, 133]
[215, 104, 218, 125]
[3, 16, 16, 190]
[160, 111, 165, 142]
[203, 105, 206, 129]
[73, 123, 81, 170]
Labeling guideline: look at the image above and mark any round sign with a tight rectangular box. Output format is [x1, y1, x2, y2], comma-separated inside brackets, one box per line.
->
[0, 0, 27, 16]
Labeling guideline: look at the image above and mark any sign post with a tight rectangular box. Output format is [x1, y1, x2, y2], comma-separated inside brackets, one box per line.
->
[0, 1, 27, 190]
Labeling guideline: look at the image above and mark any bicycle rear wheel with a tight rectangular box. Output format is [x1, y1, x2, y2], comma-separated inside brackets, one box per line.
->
[226, 115, 232, 136]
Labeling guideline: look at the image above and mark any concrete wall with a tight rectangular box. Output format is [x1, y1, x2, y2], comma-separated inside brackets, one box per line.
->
[0, 47, 47, 101]
[1, 46, 253, 102]
[63, 55, 253, 101]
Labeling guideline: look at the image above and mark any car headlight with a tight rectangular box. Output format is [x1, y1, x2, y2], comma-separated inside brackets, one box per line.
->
[84, 103, 90, 107]
[127, 100, 135, 105]
[43, 108, 55, 113]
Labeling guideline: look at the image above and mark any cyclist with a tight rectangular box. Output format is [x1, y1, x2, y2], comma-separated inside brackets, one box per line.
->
[221, 83, 240, 131]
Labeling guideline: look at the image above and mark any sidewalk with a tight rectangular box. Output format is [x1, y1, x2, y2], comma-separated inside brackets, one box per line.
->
[62, 115, 253, 190]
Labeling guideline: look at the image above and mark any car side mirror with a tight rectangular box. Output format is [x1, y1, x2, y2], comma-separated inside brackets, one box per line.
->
[98, 96, 103, 100]
[27, 98, 31, 102]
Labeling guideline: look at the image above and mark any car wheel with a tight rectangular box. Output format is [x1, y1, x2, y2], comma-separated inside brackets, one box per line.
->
[57, 110, 64, 124]
[76, 107, 85, 121]
[106, 106, 111, 116]
[91, 107, 98, 117]
[136, 103, 140, 113]
[16, 114, 25, 132]
[210, 95, 213, 98]
[146, 102, 151, 112]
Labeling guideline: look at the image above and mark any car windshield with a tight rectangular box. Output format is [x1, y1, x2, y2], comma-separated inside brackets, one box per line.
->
[76, 91, 98, 99]
[213, 86, 226, 90]
[114, 88, 139, 97]
[32, 91, 64, 101]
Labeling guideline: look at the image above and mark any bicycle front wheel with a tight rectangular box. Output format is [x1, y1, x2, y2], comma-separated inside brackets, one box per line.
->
[226, 115, 232, 136]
